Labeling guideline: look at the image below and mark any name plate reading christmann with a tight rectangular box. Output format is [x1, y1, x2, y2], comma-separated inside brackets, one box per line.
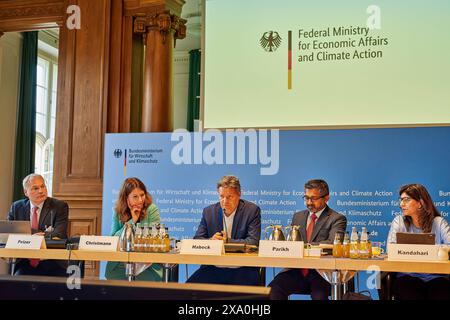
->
[258, 240, 304, 258]
[79, 235, 119, 251]
[6, 234, 46, 250]
[180, 239, 224, 255]
[387, 244, 439, 261]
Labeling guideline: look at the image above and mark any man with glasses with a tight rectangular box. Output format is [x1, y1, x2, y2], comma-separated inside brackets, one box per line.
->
[268, 179, 346, 300]
[7, 174, 69, 276]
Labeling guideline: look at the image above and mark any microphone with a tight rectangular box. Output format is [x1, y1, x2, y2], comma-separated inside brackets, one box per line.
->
[45, 210, 67, 249]
[222, 207, 228, 243]
[46, 210, 55, 239]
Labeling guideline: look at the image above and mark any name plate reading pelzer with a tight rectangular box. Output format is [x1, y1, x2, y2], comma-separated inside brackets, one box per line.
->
[180, 239, 224, 255]
[258, 240, 304, 258]
[387, 244, 439, 261]
[79, 235, 119, 251]
[6, 234, 46, 250]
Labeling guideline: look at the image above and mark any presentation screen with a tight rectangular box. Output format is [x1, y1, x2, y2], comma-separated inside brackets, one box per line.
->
[203, 0, 450, 129]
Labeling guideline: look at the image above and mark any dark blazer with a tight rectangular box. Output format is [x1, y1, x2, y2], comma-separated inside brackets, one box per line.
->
[194, 199, 261, 246]
[291, 206, 346, 244]
[7, 197, 69, 239]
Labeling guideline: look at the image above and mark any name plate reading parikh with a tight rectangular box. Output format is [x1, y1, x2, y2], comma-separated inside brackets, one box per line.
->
[387, 244, 439, 261]
[180, 239, 224, 255]
[79, 235, 119, 251]
[5, 234, 46, 250]
[258, 240, 304, 258]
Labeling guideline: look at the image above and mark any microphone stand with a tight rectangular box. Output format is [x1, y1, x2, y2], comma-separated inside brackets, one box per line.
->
[222, 208, 228, 243]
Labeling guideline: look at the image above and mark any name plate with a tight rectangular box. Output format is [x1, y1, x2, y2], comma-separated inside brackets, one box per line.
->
[258, 240, 304, 258]
[387, 244, 439, 261]
[180, 239, 224, 255]
[78, 235, 119, 251]
[6, 234, 46, 250]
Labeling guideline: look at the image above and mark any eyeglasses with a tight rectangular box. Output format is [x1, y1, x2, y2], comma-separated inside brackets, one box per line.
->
[302, 195, 326, 202]
[129, 194, 146, 202]
[399, 196, 412, 204]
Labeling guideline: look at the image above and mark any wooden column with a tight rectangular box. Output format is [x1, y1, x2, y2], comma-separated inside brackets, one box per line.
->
[134, 12, 185, 132]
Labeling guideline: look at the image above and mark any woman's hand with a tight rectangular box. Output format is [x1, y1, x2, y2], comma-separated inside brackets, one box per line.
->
[130, 206, 141, 224]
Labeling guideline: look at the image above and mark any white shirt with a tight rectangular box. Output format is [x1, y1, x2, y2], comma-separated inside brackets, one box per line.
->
[223, 209, 236, 239]
[217, 208, 237, 269]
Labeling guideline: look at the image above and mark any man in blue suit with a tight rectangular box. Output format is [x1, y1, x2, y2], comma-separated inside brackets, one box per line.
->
[186, 175, 261, 285]
[7, 174, 69, 276]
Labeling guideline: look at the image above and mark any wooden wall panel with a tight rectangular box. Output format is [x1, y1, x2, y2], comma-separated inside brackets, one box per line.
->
[52, 1, 113, 269]
[53, 0, 111, 198]
[1, 0, 184, 276]
[69, 0, 109, 177]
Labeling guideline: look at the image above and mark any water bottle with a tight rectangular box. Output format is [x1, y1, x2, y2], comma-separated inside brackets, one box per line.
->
[342, 232, 350, 258]
[332, 232, 343, 258]
[161, 227, 170, 253]
[142, 223, 149, 252]
[359, 227, 370, 259]
[349, 227, 359, 259]
[134, 223, 143, 252]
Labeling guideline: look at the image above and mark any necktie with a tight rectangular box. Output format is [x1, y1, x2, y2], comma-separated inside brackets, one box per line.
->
[306, 213, 317, 242]
[302, 213, 318, 277]
[30, 207, 40, 268]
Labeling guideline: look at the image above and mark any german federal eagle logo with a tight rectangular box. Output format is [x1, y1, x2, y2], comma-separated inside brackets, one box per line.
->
[260, 31, 282, 52]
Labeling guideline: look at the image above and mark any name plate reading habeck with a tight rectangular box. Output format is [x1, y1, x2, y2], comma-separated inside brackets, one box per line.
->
[5, 234, 46, 250]
[387, 244, 439, 261]
[258, 240, 304, 258]
[180, 239, 224, 255]
[78, 235, 119, 251]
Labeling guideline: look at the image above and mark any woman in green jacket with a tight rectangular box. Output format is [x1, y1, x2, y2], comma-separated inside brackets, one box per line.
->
[105, 177, 163, 281]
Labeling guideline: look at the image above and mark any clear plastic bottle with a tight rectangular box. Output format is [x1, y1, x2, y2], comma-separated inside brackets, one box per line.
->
[142, 223, 149, 252]
[160, 227, 170, 253]
[151, 225, 160, 252]
[359, 227, 370, 259]
[342, 232, 350, 258]
[332, 232, 343, 258]
[159, 224, 165, 252]
[349, 227, 359, 259]
[134, 223, 142, 252]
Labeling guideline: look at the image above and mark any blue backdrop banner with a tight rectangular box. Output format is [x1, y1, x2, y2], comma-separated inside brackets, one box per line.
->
[102, 127, 450, 294]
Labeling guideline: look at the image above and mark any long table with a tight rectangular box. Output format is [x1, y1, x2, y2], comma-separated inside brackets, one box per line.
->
[1, 249, 449, 273]
[1, 248, 449, 299]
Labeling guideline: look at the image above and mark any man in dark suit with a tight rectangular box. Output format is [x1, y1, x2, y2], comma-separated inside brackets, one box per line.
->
[186, 175, 261, 285]
[269, 179, 347, 300]
[7, 174, 69, 276]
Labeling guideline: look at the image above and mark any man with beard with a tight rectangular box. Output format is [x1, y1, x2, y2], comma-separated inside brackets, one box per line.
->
[268, 179, 346, 300]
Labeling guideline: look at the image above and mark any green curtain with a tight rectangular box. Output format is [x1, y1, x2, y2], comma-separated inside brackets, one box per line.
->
[13, 31, 38, 201]
[186, 49, 201, 131]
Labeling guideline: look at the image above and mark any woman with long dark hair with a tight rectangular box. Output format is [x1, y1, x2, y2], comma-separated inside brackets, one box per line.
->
[105, 177, 162, 281]
[387, 183, 450, 300]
